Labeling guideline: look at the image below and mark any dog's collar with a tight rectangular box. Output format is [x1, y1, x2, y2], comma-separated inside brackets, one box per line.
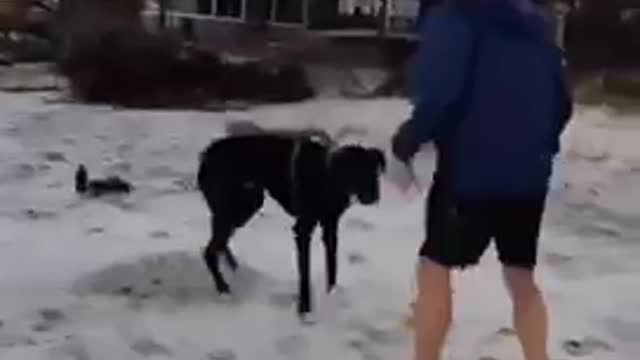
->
[289, 138, 337, 213]
[289, 140, 303, 213]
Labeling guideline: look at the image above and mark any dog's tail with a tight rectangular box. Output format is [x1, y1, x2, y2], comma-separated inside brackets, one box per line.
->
[75, 164, 89, 194]
[225, 120, 336, 147]
[225, 120, 265, 137]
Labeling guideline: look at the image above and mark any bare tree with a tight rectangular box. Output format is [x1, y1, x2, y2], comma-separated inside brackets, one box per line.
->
[158, 0, 170, 30]
[377, 0, 389, 38]
[56, 0, 144, 58]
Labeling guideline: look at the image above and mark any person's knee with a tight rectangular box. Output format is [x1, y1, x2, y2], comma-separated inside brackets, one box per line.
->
[418, 258, 451, 282]
[502, 267, 541, 301]
[416, 257, 452, 297]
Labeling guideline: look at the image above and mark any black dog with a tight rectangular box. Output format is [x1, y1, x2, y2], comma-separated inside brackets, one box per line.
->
[75, 165, 133, 197]
[197, 134, 385, 318]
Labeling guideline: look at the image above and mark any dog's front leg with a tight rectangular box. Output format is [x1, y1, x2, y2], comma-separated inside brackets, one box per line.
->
[321, 217, 339, 293]
[293, 217, 317, 317]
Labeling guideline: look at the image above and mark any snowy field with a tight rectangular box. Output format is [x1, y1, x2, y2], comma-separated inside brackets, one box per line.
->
[0, 91, 639, 360]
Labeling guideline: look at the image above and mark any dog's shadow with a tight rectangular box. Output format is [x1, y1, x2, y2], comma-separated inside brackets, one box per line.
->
[72, 250, 276, 305]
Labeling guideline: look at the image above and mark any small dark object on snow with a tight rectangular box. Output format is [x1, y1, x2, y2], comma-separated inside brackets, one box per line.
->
[39, 308, 65, 322]
[88, 227, 105, 234]
[43, 151, 67, 162]
[117, 286, 134, 296]
[31, 323, 51, 332]
[496, 327, 517, 336]
[347, 252, 367, 265]
[24, 208, 57, 220]
[563, 339, 586, 356]
[75, 165, 133, 197]
[150, 230, 170, 239]
[563, 336, 615, 356]
[130, 338, 173, 357]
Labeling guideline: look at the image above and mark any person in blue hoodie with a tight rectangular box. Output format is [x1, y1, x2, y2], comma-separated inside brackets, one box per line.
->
[391, 0, 572, 359]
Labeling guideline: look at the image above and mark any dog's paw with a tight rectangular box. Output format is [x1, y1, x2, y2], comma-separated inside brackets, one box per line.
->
[299, 313, 317, 326]
[217, 293, 235, 304]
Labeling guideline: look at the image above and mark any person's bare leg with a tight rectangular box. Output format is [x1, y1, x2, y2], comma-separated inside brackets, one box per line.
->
[503, 266, 549, 360]
[414, 258, 452, 360]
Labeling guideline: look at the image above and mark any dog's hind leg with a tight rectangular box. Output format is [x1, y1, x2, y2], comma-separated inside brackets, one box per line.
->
[224, 186, 264, 271]
[223, 247, 239, 271]
[203, 215, 233, 294]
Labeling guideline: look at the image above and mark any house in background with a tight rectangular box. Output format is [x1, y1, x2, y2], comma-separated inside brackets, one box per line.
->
[145, 0, 420, 40]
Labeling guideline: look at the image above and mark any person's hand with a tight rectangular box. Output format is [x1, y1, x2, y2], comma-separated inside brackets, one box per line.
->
[392, 119, 419, 164]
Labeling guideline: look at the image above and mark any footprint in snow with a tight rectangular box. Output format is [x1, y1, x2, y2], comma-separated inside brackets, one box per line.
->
[146, 165, 186, 179]
[268, 292, 297, 309]
[344, 217, 375, 232]
[576, 223, 622, 239]
[347, 319, 405, 346]
[173, 175, 198, 192]
[206, 348, 237, 360]
[31, 308, 66, 333]
[544, 252, 573, 267]
[31, 323, 52, 332]
[47, 180, 65, 189]
[2, 125, 20, 136]
[87, 227, 105, 235]
[347, 337, 383, 360]
[276, 334, 309, 359]
[0, 333, 38, 348]
[106, 160, 132, 174]
[102, 197, 136, 211]
[495, 327, 517, 337]
[116, 143, 134, 156]
[42, 151, 67, 163]
[130, 338, 173, 357]
[15, 163, 36, 180]
[40, 308, 66, 322]
[347, 252, 367, 265]
[62, 137, 76, 146]
[150, 230, 171, 239]
[51, 338, 91, 360]
[37, 163, 52, 172]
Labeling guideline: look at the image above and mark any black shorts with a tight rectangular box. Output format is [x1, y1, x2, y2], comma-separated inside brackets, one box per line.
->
[419, 181, 547, 269]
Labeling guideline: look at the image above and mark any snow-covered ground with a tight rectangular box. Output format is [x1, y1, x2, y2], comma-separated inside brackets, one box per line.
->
[0, 91, 638, 360]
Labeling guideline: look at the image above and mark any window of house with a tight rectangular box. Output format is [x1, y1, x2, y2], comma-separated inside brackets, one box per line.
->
[197, 0, 212, 14]
[274, 0, 303, 23]
[216, 0, 243, 17]
[197, 0, 243, 18]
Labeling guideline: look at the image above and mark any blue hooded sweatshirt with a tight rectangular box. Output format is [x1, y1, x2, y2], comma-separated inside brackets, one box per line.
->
[400, 0, 573, 200]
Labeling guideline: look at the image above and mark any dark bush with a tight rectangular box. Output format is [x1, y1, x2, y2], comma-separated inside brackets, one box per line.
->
[58, 29, 314, 108]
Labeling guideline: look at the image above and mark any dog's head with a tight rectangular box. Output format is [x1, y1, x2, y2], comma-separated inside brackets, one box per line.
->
[330, 146, 386, 205]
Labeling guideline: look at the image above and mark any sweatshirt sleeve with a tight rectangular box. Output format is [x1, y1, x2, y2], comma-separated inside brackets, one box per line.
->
[551, 49, 573, 154]
[409, 5, 474, 144]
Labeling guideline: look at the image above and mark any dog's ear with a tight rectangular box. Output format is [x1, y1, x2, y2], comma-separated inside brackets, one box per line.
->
[370, 149, 386, 174]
